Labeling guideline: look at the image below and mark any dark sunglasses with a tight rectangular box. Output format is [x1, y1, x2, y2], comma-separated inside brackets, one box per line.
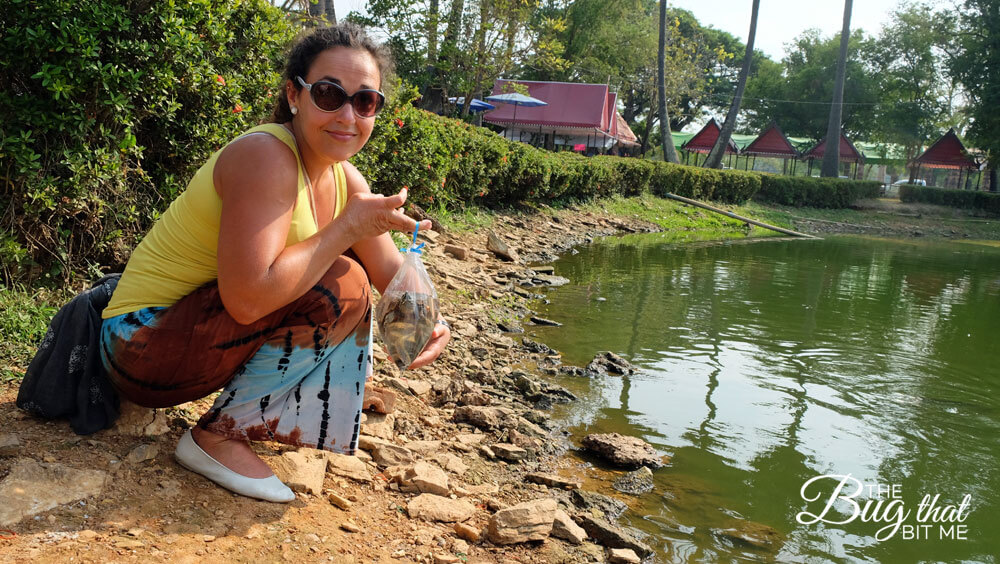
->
[296, 76, 385, 118]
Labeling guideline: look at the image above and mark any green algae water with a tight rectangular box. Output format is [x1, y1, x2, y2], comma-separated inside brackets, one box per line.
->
[531, 234, 1000, 563]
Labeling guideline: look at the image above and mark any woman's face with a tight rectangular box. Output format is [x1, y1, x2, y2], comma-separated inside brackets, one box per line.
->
[286, 46, 381, 163]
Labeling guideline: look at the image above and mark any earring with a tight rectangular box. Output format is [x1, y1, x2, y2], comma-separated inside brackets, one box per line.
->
[290, 106, 298, 115]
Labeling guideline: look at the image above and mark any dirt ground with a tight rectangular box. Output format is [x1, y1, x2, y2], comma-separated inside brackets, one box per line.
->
[1, 197, 990, 564]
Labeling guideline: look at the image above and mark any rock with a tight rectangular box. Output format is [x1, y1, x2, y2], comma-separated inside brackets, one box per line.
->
[572, 490, 628, 521]
[513, 373, 541, 396]
[444, 245, 468, 260]
[491, 443, 528, 462]
[362, 385, 398, 414]
[532, 266, 555, 274]
[405, 440, 444, 456]
[0, 459, 107, 526]
[572, 514, 653, 558]
[486, 230, 519, 262]
[585, 352, 635, 376]
[408, 379, 433, 396]
[357, 435, 392, 451]
[531, 275, 570, 287]
[328, 492, 353, 510]
[608, 547, 641, 564]
[123, 442, 158, 464]
[113, 400, 170, 436]
[486, 498, 558, 545]
[361, 412, 395, 440]
[526, 473, 581, 490]
[453, 522, 481, 542]
[434, 453, 468, 475]
[521, 339, 555, 355]
[452, 538, 470, 554]
[341, 521, 361, 533]
[324, 452, 372, 482]
[551, 510, 588, 545]
[581, 433, 666, 469]
[454, 434, 487, 447]
[712, 521, 784, 550]
[458, 391, 492, 407]
[0, 434, 21, 457]
[402, 461, 450, 496]
[452, 406, 517, 431]
[407, 494, 476, 523]
[372, 444, 415, 468]
[529, 316, 562, 327]
[417, 229, 441, 243]
[478, 445, 496, 459]
[433, 553, 461, 564]
[612, 466, 655, 495]
[271, 450, 326, 495]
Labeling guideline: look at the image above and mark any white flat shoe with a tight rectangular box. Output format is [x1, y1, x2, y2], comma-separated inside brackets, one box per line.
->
[174, 429, 296, 503]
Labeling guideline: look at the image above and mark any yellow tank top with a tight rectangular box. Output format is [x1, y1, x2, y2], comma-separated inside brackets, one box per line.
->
[103, 123, 347, 318]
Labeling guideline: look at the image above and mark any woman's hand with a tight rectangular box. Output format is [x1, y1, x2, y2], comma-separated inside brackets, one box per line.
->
[407, 320, 450, 370]
[338, 187, 430, 244]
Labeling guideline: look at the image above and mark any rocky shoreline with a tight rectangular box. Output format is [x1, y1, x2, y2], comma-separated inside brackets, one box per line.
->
[0, 205, 734, 564]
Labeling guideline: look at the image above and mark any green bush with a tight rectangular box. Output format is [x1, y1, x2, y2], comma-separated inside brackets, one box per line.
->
[754, 175, 881, 208]
[899, 184, 1000, 215]
[0, 0, 296, 283]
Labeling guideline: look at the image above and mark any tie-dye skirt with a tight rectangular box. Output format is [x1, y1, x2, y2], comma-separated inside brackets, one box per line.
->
[100, 256, 372, 454]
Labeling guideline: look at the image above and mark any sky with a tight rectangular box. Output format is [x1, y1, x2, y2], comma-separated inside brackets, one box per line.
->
[333, 0, 907, 61]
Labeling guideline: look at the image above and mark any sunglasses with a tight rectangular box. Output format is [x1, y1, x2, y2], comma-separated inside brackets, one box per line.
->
[296, 76, 385, 118]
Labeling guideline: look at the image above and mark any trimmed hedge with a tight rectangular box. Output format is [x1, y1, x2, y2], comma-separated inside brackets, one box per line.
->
[899, 185, 1000, 215]
[753, 175, 881, 208]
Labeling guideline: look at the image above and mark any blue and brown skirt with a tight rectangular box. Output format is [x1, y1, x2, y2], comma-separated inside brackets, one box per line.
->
[99, 256, 372, 455]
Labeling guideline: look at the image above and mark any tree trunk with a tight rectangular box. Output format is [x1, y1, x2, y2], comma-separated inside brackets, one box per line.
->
[427, 0, 440, 65]
[325, 0, 336, 23]
[308, 0, 323, 20]
[821, 0, 853, 178]
[704, 0, 759, 169]
[658, 0, 680, 163]
[462, 0, 489, 117]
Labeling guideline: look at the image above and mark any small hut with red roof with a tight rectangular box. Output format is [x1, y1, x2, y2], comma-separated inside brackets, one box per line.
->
[680, 118, 739, 165]
[801, 132, 865, 179]
[742, 122, 800, 174]
[911, 129, 980, 189]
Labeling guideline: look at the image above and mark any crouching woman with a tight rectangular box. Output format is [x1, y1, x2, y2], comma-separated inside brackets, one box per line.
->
[99, 23, 449, 502]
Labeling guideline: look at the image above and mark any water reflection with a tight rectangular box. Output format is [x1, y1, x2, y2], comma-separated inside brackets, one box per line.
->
[533, 235, 1000, 562]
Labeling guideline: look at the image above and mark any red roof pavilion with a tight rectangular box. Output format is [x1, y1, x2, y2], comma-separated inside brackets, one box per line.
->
[802, 132, 864, 163]
[681, 118, 738, 154]
[913, 129, 977, 169]
[743, 123, 799, 158]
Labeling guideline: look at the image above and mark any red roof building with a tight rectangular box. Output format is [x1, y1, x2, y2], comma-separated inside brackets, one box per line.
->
[681, 118, 738, 154]
[743, 123, 799, 158]
[913, 129, 977, 169]
[802, 132, 864, 163]
[483, 80, 634, 153]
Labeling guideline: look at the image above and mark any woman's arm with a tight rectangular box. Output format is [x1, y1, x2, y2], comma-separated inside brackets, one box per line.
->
[214, 135, 421, 324]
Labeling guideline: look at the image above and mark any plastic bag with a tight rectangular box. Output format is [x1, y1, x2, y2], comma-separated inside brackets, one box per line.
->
[375, 226, 440, 370]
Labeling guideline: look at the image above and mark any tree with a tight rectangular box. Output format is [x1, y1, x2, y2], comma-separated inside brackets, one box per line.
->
[821, 0, 853, 178]
[865, 2, 953, 181]
[704, 0, 759, 169]
[743, 30, 878, 140]
[658, 0, 679, 163]
[949, 0, 1000, 191]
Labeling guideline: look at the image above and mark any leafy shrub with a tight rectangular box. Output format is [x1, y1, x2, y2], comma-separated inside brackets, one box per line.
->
[899, 185, 1000, 215]
[754, 175, 881, 208]
[0, 0, 296, 283]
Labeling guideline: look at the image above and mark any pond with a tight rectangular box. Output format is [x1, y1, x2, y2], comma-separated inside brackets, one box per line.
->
[530, 234, 1000, 563]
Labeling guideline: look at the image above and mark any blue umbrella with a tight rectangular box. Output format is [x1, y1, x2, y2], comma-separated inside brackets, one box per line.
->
[484, 92, 548, 137]
[447, 97, 496, 113]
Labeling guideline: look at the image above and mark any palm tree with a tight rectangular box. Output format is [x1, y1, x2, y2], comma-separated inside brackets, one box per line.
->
[704, 0, 760, 169]
[658, 0, 680, 163]
[821, 0, 853, 178]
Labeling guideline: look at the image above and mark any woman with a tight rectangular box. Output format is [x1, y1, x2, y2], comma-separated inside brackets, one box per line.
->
[99, 24, 449, 503]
